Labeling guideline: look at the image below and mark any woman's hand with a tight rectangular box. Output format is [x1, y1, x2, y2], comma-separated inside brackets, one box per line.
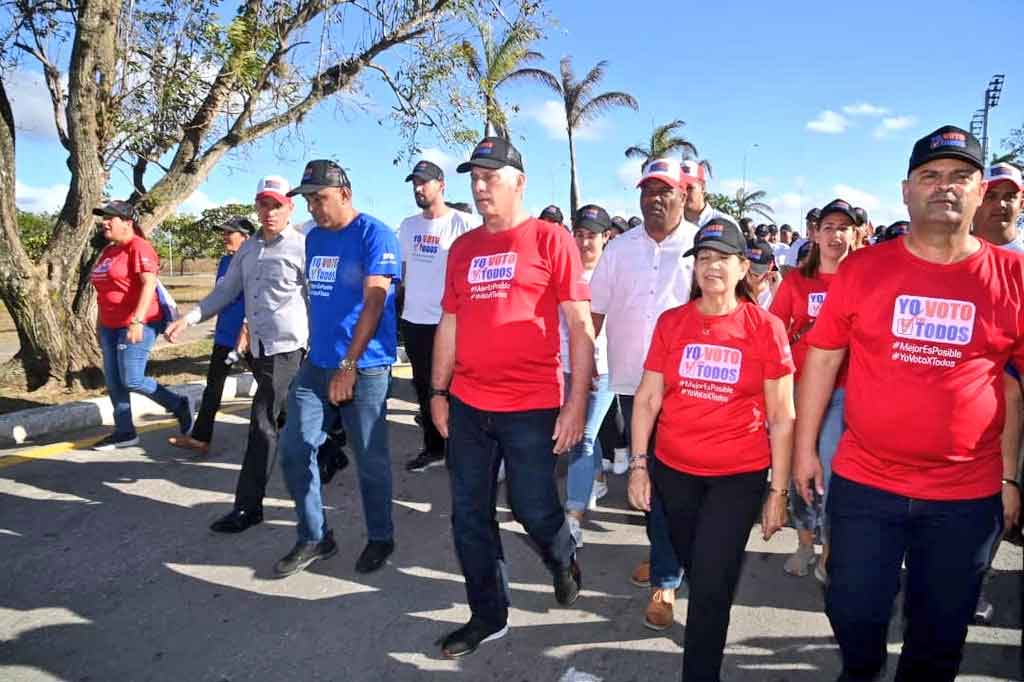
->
[1003, 481, 1021, 532]
[761, 489, 789, 540]
[627, 467, 651, 512]
[126, 321, 143, 344]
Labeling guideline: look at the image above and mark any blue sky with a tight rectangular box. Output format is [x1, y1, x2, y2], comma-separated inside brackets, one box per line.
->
[11, 0, 1022, 233]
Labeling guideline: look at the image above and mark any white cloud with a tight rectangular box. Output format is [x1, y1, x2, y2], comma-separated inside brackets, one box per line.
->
[616, 159, 642, 189]
[179, 189, 218, 214]
[779, 192, 806, 211]
[719, 178, 760, 195]
[416, 147, 460, 179]
[7, 70, 63, 140]
[806, 110, 849, 134]
[527, 100, 605, 141]
[832, 184, 882, 211]
[15, 180, 68, 213]
[842, 102, 889, 117]
[873, 115, 918, 139]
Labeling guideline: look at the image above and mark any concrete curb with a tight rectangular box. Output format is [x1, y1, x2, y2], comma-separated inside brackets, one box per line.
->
[0, 373, 258, 446]
[0, 346, 410, 446]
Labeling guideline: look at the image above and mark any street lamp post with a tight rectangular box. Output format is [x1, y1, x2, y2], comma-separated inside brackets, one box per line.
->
[969, 75, 1004, 162]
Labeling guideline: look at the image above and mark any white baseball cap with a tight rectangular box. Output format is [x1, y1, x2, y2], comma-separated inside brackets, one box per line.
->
[636, 158, 692, 191]
[680, 160, 707, 185]
[255, 175, 292, 204]
[984, 163, 1024, 191]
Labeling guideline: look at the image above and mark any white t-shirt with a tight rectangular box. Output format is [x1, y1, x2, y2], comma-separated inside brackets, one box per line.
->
[757, 285, 774, 310]
[399, 209, 476, 324]
[771, 241, 791, 267]
[590, 220, 700, 395]
[560, 269, 608, 376]
[693, 203, 735, 228]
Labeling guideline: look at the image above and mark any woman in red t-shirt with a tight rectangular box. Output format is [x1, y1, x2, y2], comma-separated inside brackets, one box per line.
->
[90, 201, 191, 450]
[769, 198, 855, 581]
[627, 218, 795, 682]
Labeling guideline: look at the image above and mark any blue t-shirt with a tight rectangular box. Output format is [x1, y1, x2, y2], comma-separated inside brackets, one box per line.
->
[213, 254, 246, 347]
[305, 214, 402, 369]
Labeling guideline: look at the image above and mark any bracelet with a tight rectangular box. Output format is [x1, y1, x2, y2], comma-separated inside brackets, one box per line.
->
[768, 487, 789, 497]
[628, 454, 648, 471]
[429, 388, 450, 399]
[1003, 478, 1021, 490]
[129, 319, 142, 326]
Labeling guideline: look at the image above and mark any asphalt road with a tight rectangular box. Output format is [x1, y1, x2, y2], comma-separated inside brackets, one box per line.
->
[0, 373, 1020, 681]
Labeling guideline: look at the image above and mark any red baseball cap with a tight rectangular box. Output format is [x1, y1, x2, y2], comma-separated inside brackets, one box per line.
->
[255, 175, 292, 205]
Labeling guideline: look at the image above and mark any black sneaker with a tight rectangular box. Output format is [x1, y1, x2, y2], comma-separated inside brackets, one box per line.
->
[554, 556, 581, 606]
[175, 396, 194, 434]
[273, 531, 338, 578]
[440, 618, 509, 658]
[355, 540, 394, 574]
[92, 432, 140, 451]
[405, 451, 445, 472]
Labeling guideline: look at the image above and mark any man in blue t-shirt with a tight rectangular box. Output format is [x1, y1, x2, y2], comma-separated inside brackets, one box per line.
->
[168, 216, 253, 455]
[275, 159, 402, 578]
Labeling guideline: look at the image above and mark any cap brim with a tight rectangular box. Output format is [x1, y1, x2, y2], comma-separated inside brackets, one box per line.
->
[405, 171, 441, 182]
[286, 184, 331, 197]
[636, 174, 685, 190]
[573, 218, 609, 233]
[911, 151, 984, 174]
[683, 240, 745, 258]
[987, 177, 1024, 191]
[456, 158, 509, 173]
[749, 262, 772, 275]
[256, 190, 291, 204]
[819, 207, 858, 224]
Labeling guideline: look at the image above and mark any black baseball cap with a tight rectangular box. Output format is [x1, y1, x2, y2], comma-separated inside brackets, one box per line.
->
[806, 208, 821, 221]
[219, 216, 256, 236]
[745, 240, 775, 274]
[852, 207, 868, 226]
[780, 224, 792, 233]
[610, 216, 628, 232]
[627, 216, 642, 228]
[768, 224, 778, 234]
[884, 221, 910, 240]
[405, 160, 443, 183]
[819, 198, 858, 224]
[93, 200, 135, 220]
[287, 159, 351, 196]
[573, 204, 612, 233]
[754, 225, 768, 237]
[684, 218, 746, 257]
[908, 125, 984, 176]
[539, 205, 564, 224]
[456, 137, 524, 173]
[797, 239, 813, 261]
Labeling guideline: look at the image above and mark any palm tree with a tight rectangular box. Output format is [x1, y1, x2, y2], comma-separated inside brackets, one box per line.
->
[625, 119, 698, 166]
[734, 188, 774, 222]
[459, 19, 549, 139]
[527, 56, 639, 215]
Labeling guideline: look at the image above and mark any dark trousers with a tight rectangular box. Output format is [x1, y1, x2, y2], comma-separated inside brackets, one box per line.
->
[597, 394, 623, 461]
[825, 474, 1003, 682]
[447, 396, 576, 630]
[651, 458, 767, 682]
[192, 344, 235, 443]
[400, 320, 445, 455]
[234, 347, 303, 512]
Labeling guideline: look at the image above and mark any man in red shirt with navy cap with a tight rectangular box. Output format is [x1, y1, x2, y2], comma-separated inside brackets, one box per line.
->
[794, 125, 1023, 682]
[430, 136, 594, 658]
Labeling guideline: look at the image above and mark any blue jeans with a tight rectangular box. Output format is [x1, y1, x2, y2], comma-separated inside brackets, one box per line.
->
[448, 396, 577, 630]
[99, 324, 186, 436]
[619, 393, 683, 590]
[791, 387, 846, 538]
[279, 361, 394, 544]
[564, 374, 615, 512]
[825, 474, 1003, 682]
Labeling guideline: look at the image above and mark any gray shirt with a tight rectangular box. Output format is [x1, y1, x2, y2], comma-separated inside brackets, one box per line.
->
[196, 225, 308, 357]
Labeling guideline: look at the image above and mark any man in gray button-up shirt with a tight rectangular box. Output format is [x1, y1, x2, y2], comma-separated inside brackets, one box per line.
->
[167, 175, 309, 534]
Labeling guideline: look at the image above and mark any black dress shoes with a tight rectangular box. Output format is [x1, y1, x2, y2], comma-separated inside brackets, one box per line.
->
[210, 508, 263, 534]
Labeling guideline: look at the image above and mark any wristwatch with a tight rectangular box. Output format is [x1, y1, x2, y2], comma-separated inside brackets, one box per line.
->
[338, 358, 356, 373]
[429, 388, 450, 399]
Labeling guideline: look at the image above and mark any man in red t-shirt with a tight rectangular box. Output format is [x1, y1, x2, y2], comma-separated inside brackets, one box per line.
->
[430, 137, 594, 659]
[794, 126, 1023, 682]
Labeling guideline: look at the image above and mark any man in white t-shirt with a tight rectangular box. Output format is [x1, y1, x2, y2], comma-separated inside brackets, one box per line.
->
[590, 158, 697, 631]
[398, 160, 475, 471]
[681, 160, 735, 228]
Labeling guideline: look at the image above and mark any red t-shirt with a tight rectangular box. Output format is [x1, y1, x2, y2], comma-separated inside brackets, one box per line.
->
[90, 236, 161, 329]
[441, 218, 589, 411]
[806, 238, 1024, 500]
[643, 300, 795, 476]
[769, 269, 848, 385]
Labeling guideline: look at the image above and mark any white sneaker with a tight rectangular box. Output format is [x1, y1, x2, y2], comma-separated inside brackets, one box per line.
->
[613, 448, 629, 475]
[496, 460, 506, 484]
[601, 458, 613, 473]
[566, 515, 583, 548]
[588, 479, 609, 510]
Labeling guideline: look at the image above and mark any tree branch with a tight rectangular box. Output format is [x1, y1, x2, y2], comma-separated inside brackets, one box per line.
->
[12, 39, 70, 150]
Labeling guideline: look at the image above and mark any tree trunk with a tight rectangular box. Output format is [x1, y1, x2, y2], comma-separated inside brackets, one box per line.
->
[567, 129, 580, 217]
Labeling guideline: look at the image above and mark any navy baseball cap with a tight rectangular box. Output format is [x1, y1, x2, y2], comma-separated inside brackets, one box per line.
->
[539, 205, 564, 224]
[684, 218, 746, 257]
[457, 137, 524, 173]
[573, 204, 612, 233]
[908, 125, 984, 176]
[745, 240, 775, 274]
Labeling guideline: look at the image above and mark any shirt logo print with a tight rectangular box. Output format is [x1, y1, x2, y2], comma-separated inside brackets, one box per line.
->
[807, 292, 826, 318]
[412, 234, 440, 255]
[468, 252, 517, 284]
[679, 343, 742, 384]
[308, 256, 339, 283]
[93, 258, 113, 276]
[891, 295, 975, 346]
